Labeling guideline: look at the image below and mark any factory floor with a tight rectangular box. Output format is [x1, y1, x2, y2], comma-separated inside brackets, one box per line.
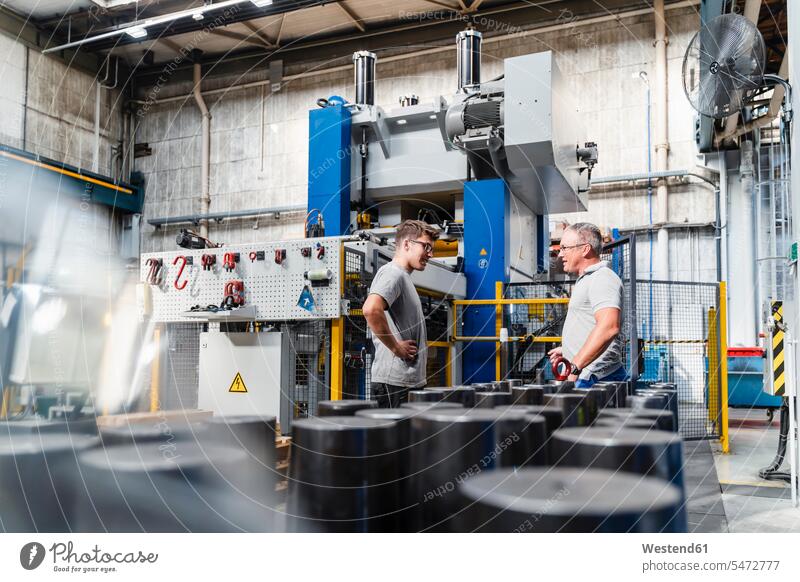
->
[703, 408, 800, 533]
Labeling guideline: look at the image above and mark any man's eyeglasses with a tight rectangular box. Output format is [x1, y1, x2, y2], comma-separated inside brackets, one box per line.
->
[558, 242, 589, 254]
[408, 239, 434, 254]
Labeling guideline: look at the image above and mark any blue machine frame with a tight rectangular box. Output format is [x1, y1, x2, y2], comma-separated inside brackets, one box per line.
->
[307, 103, 352, 236]
[462, 178, 510, 383]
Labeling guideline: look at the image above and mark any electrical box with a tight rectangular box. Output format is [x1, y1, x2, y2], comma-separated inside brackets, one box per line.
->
[198, 331, 290, 428]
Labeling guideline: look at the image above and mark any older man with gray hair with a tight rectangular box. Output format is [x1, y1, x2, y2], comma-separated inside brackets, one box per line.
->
[548, 222, 626, 387]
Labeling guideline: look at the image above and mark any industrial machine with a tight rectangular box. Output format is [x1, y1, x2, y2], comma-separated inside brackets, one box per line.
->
[138, 27, 594, 430]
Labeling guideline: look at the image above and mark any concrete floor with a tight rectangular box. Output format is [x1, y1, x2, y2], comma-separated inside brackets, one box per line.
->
[706, 408, 800, 532]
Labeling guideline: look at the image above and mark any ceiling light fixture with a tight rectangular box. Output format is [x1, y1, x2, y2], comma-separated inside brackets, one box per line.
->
[43, 0, 260, 54]
[126, 26, 148, 38]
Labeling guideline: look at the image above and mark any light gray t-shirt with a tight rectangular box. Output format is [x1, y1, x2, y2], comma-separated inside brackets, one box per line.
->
[561, 261, 624, 380]
[369, 262, 427, 388]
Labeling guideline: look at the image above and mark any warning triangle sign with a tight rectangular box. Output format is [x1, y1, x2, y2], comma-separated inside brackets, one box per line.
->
[228, 372, 248, 393]
[480, 248, 488, 256]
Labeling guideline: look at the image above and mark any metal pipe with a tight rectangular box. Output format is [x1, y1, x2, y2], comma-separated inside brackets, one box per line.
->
[93, 82, 101, 172]
[654, 0, 670, 279]
[193, 61, 212, 239]
[353, 51, 376, 106]
[456, 29, 482, 92]
[147, 204, 307, 227]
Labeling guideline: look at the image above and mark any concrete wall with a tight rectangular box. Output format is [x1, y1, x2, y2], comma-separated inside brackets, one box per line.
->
[0, 33, 125, 291]
[135, 6, 715, 281]
[0, 33, 123, 175]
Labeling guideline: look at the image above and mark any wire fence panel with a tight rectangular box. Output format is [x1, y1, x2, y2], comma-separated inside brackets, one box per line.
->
[635, 280, 721, 440]
[501, 282, 573, 383]
[286, 320, 329, 426]
[160, 323, 203, 411]
[600, 236, 638, 382]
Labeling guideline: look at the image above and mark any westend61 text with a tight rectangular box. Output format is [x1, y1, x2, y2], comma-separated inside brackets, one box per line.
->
[642, 543, 708, 554]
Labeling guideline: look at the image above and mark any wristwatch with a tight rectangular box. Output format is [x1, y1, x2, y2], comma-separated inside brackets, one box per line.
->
[570, 363, 583, 377]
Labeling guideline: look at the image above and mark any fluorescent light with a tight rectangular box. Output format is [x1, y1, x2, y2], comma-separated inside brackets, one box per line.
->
[397, 119, 407, 125]
[252, 0, 274, 6]
[126, 26, 147, 39]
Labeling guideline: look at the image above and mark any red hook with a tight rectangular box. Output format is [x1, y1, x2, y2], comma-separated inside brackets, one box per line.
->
[551, 356, 572, 381]
[173, 255, 189, 290]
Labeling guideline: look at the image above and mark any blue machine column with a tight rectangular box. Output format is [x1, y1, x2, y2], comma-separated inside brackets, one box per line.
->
[462, 178, 510, 383]
[307, 100, 352, 236]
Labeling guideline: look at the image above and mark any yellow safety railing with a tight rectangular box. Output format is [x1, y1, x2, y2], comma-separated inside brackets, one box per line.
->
[720, 281, 729, 454]
[706, 281, 729, 453]
[451, 282, 569, 381]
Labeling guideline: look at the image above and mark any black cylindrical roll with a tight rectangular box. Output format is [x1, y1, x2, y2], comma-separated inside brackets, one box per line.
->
[547, 380, 574, 393]
[475, 391, 511, 408]
[288, 416, 400, 532]
[512, 385, 544, 405]
[353, 50, 376, 106]
[0, 433, 99, 532]
[552, 427, 685, 493]
[355, 407, 417, 531]
[77, 441, 252, 532]
[521, 406, 565, 435]
[508, 379, 523, 387]
[630, 393, 668, 410]
[317, 399, 377, 417]
[205, 415, 276, 456]
[401, 402, 462, 411]
[544, 393, 587, 426]
[595, 381, 627, 408]
[594, 416, 661, 431]
[575, 387, 607, 418]
[456, 467, 686, 532]
[441, 386, 475, 407]
[409, 408, 546, 531]
[409, 389, 445, 403]
[638, 389, 679, 428]
[100, 421, 205, 446]
[600, 408, 676, 432]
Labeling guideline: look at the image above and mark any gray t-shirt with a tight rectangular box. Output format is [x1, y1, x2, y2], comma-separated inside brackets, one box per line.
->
[368, 262, 427, 388]
[561, 261, 624, 380]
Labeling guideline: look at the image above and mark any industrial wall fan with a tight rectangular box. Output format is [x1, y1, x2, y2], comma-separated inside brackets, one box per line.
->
[682, 12, 791, 122]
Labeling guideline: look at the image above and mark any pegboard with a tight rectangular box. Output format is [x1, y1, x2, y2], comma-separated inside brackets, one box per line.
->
[140, 238, 343, 322]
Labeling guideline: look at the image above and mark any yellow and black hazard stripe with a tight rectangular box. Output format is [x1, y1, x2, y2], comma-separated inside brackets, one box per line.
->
[772, 300, 785, 396]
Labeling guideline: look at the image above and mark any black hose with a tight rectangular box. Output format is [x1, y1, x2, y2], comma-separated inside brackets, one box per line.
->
[759, 400, 791, 482]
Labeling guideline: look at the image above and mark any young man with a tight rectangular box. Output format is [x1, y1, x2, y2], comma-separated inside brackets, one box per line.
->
[363, 220, 438, 407]
[548, 222, 626, 387]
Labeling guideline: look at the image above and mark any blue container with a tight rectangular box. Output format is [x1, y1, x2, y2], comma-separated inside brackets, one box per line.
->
[727, 349, 782, 409]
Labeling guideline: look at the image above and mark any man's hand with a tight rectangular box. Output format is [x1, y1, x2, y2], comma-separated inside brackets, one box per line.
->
[393, 340, 418, 361]
[547, 346, 563, 366]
